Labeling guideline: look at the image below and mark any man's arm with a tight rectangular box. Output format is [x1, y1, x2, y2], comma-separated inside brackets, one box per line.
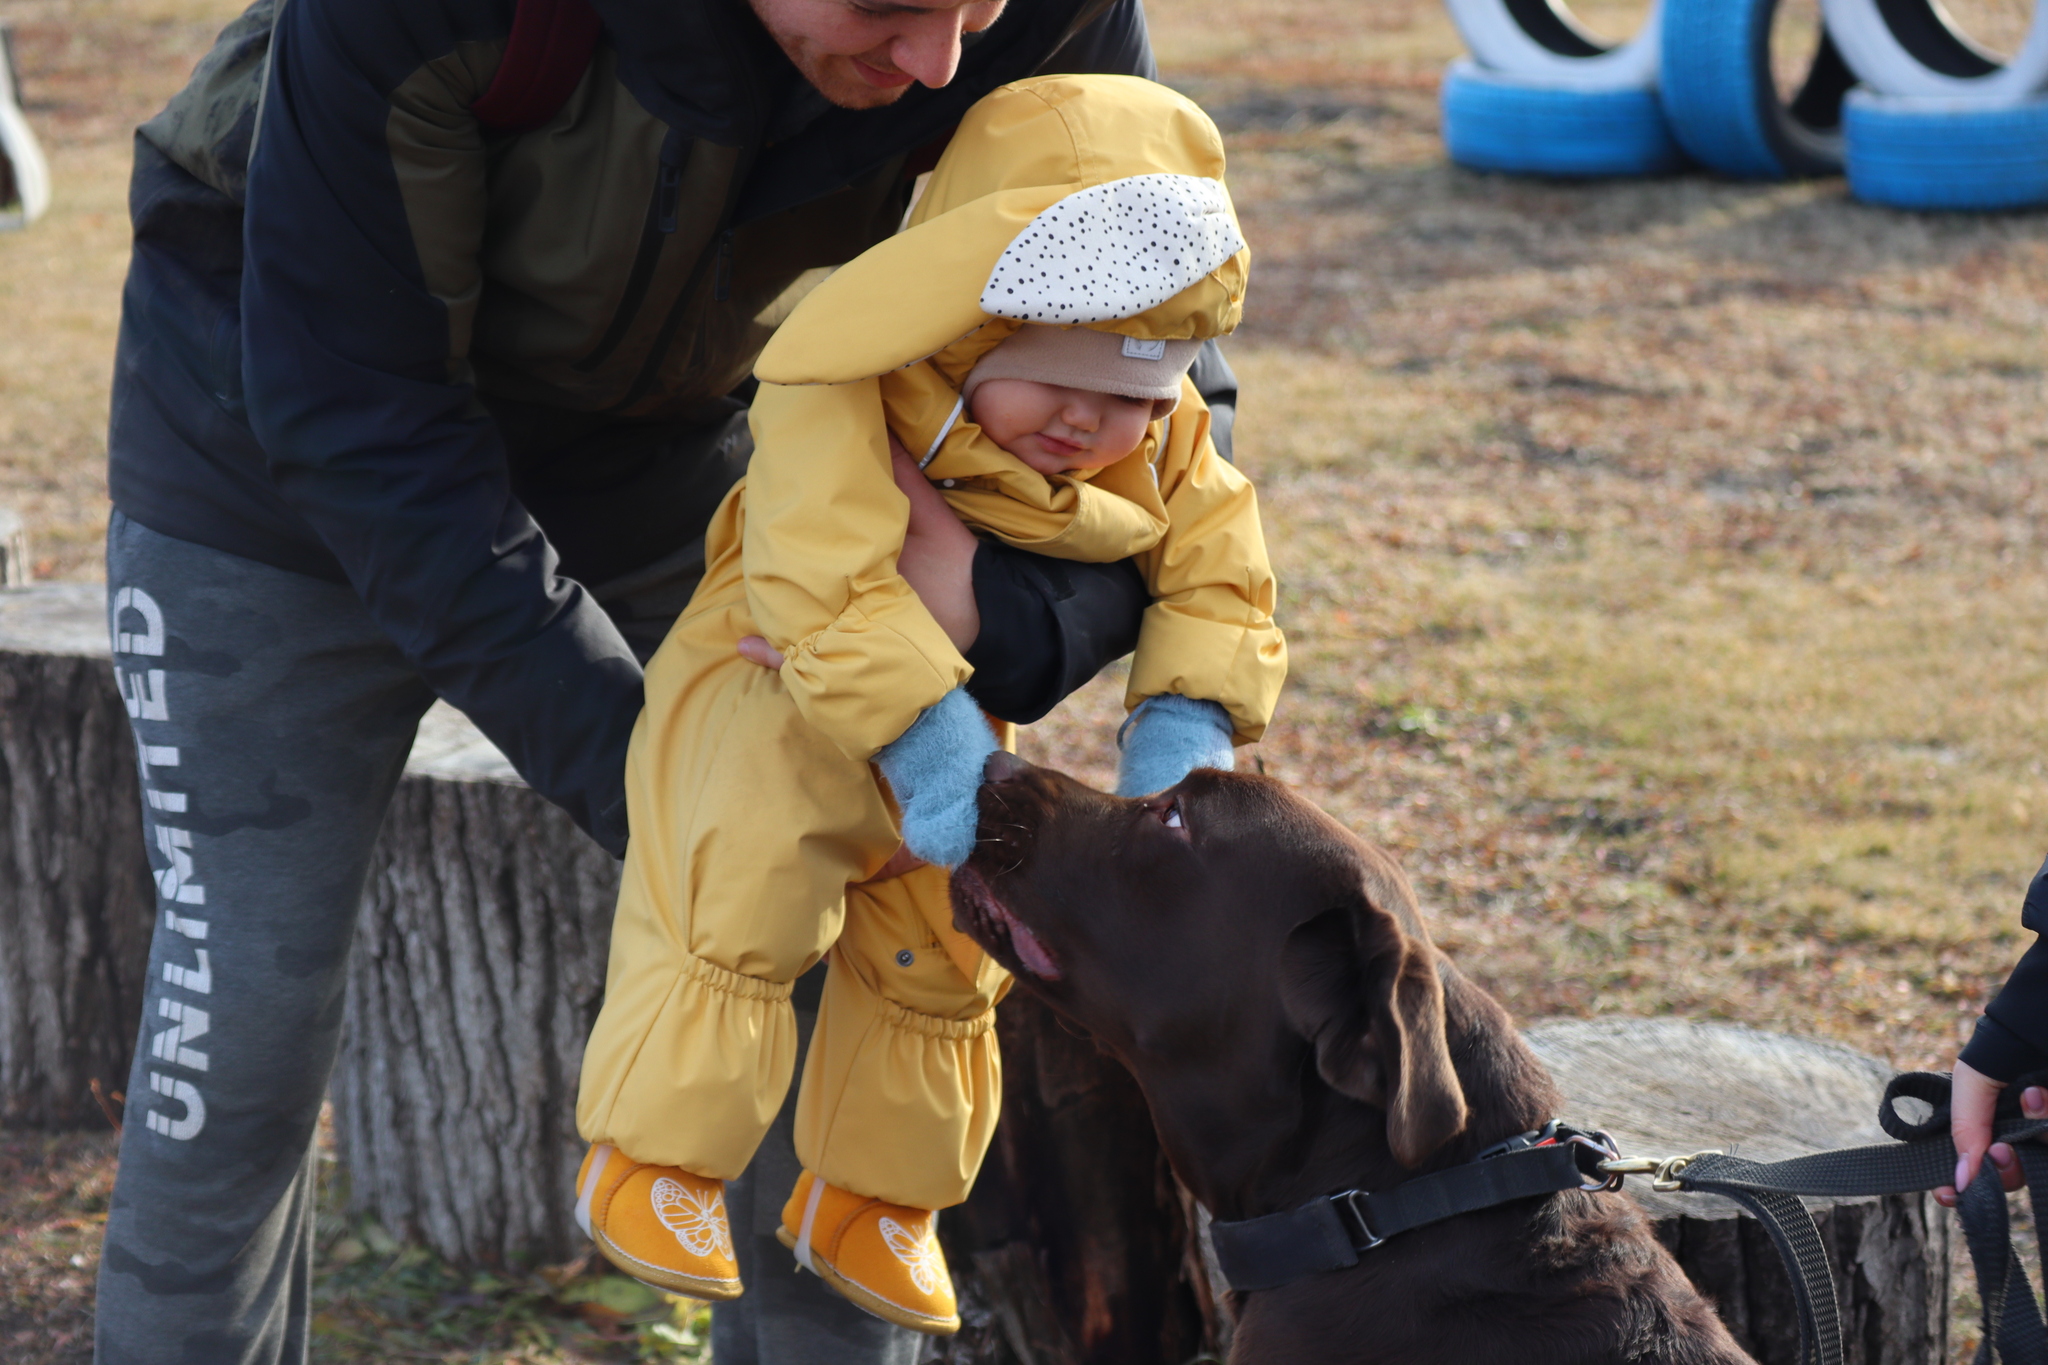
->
[241, 0, 639, 853]
[964, 543, 1149, 723]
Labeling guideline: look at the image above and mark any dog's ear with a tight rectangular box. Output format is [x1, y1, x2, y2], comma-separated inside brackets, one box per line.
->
[1279, 865, 1467, 1168]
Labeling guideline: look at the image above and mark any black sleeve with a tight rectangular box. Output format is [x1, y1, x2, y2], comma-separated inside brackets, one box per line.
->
[1040, 0, 1157, 81]
[1962, 854, 2048, 1081]
[964, 540, 1148, 724]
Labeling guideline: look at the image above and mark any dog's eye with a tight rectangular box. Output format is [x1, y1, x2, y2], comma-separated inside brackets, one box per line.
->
[1162, 804, 1184, 829]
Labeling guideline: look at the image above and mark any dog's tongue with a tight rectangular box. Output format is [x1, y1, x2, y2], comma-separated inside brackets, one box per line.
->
[1003, 913, 1060, 980]
[958, 866, 1062, 980]
[978, 884, 1060, 980]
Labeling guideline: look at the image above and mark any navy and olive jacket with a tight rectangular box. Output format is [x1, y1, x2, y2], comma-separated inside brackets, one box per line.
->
[108, 0, 1207, 853]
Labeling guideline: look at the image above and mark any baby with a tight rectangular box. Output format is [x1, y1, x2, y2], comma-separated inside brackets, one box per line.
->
[571, 73, 1286, 1336]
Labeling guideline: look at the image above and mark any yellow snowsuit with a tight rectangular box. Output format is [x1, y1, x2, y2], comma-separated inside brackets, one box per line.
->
[576, 74, 1287, 1211]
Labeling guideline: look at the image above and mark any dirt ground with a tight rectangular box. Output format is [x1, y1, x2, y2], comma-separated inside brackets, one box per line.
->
[6, 0, 2048, 1359]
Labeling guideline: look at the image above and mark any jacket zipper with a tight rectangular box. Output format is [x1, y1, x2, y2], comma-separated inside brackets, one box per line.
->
[603, 1, 766, 411]
[575, 126, 691, 373]
[605, 146, 758, 415]
[656, 159, 685, 234]
[713, 231, 734, 303]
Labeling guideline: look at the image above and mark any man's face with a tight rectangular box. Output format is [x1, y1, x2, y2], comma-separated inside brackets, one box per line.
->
[747, 0, 1010, 109]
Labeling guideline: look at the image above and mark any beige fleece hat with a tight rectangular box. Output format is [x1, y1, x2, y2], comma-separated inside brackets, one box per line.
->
[962, 325, 1202, 420]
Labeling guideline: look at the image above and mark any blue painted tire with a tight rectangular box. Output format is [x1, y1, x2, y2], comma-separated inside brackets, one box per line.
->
[1844, 89, 2048, 210]
[1659, 0, 1852, 177]
[1440, 60, 1686, 177]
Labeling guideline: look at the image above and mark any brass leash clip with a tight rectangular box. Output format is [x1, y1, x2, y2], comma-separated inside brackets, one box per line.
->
[1597, 1150, 1725, 1192]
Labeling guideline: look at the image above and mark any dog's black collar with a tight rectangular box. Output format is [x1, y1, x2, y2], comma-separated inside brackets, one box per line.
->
[1206, 1121, 1619, 1293]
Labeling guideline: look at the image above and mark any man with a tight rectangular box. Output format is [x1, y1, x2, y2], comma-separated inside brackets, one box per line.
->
[95, 0, 1236, 1361]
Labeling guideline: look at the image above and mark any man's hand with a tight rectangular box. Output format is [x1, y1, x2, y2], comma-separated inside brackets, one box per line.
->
[1936, 1059, 2047, 1206]
[888, 435, 980, 652]
[736, 635, 786, 670]
[859, 844, 928, 883]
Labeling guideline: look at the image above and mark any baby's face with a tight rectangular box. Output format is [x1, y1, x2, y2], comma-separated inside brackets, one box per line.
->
[968, 378, 1156, 476]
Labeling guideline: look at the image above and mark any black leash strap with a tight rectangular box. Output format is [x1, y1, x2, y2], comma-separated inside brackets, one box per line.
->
[1672, 1176, 1839, 1365]
[1662, 1076, 2048, 1365]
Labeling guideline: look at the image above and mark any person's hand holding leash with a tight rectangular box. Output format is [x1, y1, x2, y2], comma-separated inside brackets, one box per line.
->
[1941, 854, 2048, 1205]
[1938, 1060, 2048, 1206]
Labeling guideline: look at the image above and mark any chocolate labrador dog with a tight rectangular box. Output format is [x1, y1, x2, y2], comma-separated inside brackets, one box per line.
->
[953, 757, 1752, 1365]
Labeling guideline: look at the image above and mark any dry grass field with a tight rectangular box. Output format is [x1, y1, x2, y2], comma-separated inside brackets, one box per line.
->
[7, 0, 2048, 1359]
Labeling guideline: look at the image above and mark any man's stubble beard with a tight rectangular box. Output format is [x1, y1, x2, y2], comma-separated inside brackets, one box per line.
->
[768, 35, 915, 110]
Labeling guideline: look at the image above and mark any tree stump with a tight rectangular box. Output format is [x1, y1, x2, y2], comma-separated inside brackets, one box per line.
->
[329, 706, 621, 1267]
[1526, 1018, 1949, 1365]
[0, 583, 156, 1129]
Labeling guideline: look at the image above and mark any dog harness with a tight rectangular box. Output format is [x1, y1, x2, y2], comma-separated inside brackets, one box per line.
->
[1208, 1076, 2048, 1365]
[1205, 1119, 1617, 1293]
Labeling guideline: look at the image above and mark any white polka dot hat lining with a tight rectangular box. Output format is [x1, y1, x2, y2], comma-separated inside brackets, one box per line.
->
[979, 173, 1245, 326]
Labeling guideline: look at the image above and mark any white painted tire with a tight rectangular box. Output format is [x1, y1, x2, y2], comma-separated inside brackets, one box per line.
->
[1821, 0, 2048, 101]
[1445, 0, 1663, 91]
[0, 26, 49, 230]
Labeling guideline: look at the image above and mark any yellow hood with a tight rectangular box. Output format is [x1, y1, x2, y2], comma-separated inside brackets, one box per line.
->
[755, 73, 1248, 387]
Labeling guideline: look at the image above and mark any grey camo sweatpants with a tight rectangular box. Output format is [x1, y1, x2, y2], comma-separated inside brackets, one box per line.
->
[94, 511, 916, 1365]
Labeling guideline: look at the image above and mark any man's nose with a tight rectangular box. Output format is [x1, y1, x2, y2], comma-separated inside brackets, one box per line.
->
[893, 15, 966, 88]
[983, 751, 1030, 784]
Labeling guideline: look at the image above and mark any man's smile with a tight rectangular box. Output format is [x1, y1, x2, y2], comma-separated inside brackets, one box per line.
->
[851, 57, 917, 87]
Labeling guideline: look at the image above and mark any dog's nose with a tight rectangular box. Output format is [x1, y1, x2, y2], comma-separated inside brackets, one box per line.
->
[983, 751, 1030, 785]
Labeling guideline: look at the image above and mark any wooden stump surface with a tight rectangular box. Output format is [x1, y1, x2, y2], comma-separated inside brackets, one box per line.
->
[1527, 1018, 1949, 1365]
[333, 709, 622, 1267]
[0, 584, 154, 1128]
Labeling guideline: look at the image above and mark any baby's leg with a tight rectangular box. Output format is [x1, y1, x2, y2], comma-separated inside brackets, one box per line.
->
[577, 618, 900, 1180]
[769, 867, 1008, 1332]
[793, 864, 1012, 1212]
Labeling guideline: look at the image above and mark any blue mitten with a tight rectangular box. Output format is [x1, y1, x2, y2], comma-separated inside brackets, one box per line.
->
[874, 687, 998, 869]
[1116, 695, 1235, 798]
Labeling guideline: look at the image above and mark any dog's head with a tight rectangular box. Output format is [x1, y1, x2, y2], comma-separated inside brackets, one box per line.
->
[953, 757, 1470, 1198]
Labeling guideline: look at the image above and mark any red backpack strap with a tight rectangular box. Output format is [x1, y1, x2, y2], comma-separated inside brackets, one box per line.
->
[472, 0, 603, 135]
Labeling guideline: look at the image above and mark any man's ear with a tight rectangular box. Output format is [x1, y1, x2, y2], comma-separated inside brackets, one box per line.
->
[1278, 868, 1467, 1168]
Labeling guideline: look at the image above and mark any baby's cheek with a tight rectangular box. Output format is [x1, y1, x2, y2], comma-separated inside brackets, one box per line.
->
[1110, 409, 1154, 458]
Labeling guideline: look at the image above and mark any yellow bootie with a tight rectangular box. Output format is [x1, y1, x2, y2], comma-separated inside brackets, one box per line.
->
[575, 1143, 743, 1300]
[776, 1170, 959, 1335]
